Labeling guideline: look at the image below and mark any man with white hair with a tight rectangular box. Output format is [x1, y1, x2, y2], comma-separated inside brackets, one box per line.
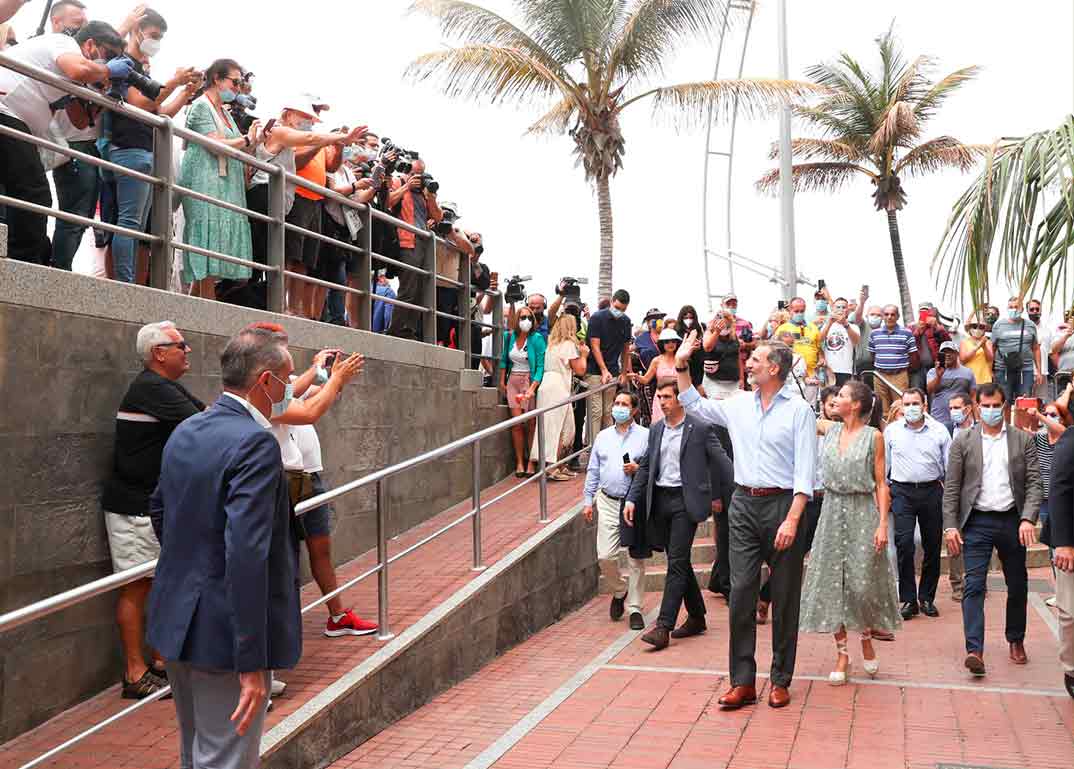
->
[101, 321, 204, 699]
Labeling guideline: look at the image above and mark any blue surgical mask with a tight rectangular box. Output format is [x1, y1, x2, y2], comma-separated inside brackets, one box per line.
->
[949, 408, 964, 425]
[816, 301, 828, 313]
[219, 89, 237, 104]
[727, 307, 737, 317]
[296, 119, 314, 131]
[868, 315, 882, 328]
[609, 307, 624, 319]
[792, 312, 805, 325]
[342, 146, 358, 162]
[980, 406, 1004, 426]
[904, 404, 923, 423]
[1007, 308, 1020, 320]
[264, 374, 294, 419]
[611, 405, 632, 424]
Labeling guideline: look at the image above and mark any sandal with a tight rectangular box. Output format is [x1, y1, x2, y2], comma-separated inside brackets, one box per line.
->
[861, 630, 879, 678]
[829, 636, 850, 686]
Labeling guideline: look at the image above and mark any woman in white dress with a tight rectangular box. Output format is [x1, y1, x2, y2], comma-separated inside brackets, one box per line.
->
[528, 314, 589, 479]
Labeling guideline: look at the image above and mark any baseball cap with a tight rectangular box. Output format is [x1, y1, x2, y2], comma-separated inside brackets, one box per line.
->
[281, 95, 322, 122]
[939, 341, 958, 354]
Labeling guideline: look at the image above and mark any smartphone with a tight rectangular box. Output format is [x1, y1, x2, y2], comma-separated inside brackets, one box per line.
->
[862, 284, 869, 295]
[777, 300, 787, 310]
[817, 278, 826, 290]
[1015, 396, 1039, 412]
[263, 118, 276, 135]
[323, 353, 337, 371]
[622, 452, 631, 464]
[918, 308, 931, 324]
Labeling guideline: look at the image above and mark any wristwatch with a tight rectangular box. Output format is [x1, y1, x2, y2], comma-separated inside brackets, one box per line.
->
[675, 365, 689, 372]
[243, 135, 251, 148]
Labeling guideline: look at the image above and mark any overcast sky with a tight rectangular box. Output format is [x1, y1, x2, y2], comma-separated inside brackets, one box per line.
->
[10, 0, 1073, 325]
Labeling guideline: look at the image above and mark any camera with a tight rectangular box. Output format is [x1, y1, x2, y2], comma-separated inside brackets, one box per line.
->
[556, 276, 588, 317]
[107, 55, 163, 101]
[504, 275, 531, 304]
[420, 173, 439, 194]
[435, 203, 458, 236]
[1057, 370, 1073, 395]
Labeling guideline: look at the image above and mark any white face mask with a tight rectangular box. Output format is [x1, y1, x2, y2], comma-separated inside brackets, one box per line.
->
[518, 319, 533, 333]
[683, 318, 694, 328]
[139, 36, 161, 58]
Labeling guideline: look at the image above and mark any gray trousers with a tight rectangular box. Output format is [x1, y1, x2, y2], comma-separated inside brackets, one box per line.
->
[166, 661, 270, 769]
[728, 490, 805, 689]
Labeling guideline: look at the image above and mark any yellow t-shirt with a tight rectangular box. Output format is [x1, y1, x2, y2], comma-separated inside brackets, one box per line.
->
[775, 322, 822, 374]
[960, 339, 993, 384]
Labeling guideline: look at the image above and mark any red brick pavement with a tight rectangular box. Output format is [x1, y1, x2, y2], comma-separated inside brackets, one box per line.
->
[331, 567, 1073, 769]
[0, 472, 588, 769]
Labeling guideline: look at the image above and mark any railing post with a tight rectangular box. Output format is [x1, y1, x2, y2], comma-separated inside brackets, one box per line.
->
[266, 168, 287, 314]
[472, 439, 484, 571]
[421, 234, 437, 344]
[461, 247, 473, 367]
[537, 411, 549, 523]
[376, 479, 394, 641]
[355, 204, 373, 331]
[492, 292, 504, 364]
[148, 120, 173, 290]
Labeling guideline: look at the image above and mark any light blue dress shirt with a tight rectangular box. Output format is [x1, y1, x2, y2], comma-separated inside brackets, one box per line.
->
[679, 386, 817, 499]
[655, 419, 685, 488]
[883, 415, 950, 483]
[584, 422, 650, 505]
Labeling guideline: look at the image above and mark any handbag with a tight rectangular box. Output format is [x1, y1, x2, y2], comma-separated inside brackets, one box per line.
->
[1002, 321, 1026, 374]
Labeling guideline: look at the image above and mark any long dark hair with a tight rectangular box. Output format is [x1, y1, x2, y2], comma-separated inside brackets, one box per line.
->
[842, 380, 882, 428]
[677, 304, 699, 331]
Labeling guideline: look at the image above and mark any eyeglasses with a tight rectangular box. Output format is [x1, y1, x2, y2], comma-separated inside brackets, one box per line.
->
[157, 341, 191, 352]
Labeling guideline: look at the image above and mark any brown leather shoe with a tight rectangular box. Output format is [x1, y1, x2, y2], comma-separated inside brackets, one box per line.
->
[768, 685, 791, 708]
[717, 685, 757, 710]
[670, 615, 707, 639]
[1009, 642, 1028, 665]
[640, 626, 670, 650]
[870, 629, 895, 642]
[964, 651, 986, 677]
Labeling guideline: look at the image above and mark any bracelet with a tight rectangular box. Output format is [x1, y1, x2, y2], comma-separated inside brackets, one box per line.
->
[675, 365, 689, 372]
[243, 135, 251, 148]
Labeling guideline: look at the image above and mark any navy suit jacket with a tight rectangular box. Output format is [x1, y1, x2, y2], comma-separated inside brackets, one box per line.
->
[147, 395, 301, 673]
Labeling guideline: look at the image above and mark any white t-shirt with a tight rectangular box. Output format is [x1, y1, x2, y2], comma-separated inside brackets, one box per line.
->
[1036, 322, 1052, 376]
[509, 344, 530, 374]
[822, 321, 854, 374]
[0, 33, 82, 139]
[272, 423, 305, 471]
[292, 424, 323, 473]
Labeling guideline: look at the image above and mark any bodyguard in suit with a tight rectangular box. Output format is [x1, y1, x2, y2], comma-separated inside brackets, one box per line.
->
[148, 326, 301, 769]
[624, 378, 732, 650]
[1045, 427, 1074, 698]
[943, 383, 1041, 678]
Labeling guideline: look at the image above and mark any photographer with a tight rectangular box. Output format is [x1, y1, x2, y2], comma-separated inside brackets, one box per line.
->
[432, 202, 477, 347]
[386, 157, 443, 340]
[320, 139, 377, 324]
[107, 8, 200, 283]
[0, 20, 128, 264]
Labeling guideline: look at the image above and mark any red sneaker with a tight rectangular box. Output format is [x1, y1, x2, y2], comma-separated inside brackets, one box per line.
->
[324, 609, 378, 637]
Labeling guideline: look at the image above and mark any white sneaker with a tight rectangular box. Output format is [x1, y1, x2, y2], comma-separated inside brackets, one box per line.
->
[271, 678, 287, 696]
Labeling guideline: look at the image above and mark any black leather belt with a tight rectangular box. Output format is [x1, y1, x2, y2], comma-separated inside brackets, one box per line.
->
[600, 490, 622, 502]
[892, 479, 941, 489]
[738, 485, 792, 497]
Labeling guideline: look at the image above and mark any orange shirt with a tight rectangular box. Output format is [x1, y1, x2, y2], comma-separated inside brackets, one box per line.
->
[295, 149, 326, 201]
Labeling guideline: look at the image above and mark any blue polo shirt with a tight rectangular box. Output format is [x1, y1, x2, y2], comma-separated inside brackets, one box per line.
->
[868, 324, 918, 371]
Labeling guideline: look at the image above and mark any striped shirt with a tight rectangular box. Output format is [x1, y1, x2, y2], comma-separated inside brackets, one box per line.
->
[868, 324, 918, 371]
[1035, 432, 1055, 499]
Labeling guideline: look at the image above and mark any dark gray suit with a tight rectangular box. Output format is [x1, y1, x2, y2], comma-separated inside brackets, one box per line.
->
[942, 424, 1041, 655]
[628, 415, 732, 630]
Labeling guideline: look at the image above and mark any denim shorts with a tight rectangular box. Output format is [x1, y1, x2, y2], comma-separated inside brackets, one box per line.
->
[302, 471, 334, 538]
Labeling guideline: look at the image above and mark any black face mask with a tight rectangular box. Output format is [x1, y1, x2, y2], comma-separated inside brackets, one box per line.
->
[62, 26, 82, 37]
[1028, 312, 1041, 321]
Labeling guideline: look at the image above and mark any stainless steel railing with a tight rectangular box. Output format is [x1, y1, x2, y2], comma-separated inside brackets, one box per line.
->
[0, 380, 616, 769]
[0, 50, 504, 365]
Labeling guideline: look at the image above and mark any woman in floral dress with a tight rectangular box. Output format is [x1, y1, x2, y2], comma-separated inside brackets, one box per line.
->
[800, 380, 902, 685]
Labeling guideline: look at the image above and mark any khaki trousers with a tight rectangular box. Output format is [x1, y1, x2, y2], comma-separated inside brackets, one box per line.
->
[595, 490, 645, 615]
[873, 368, 910, 416]
[585, 375, 616, 455]
[1057, 566, 1074, 675]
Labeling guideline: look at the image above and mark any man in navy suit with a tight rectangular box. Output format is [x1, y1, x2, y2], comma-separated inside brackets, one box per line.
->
[148, 326, 301, 769]
[624, 378, 733, 650]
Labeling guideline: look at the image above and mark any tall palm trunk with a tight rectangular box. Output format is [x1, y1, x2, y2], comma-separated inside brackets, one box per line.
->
[596, 174, 614, 299]
[886, 209, 914, 322]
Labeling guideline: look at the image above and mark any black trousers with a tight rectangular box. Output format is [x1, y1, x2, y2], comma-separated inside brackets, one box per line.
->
[653, 487, 706, 630]
[711, 501, 731, 595]
[0, 114, 53, 264]
[759, 493, 822, 604]
[387, 247, 423, 340]
[436, 285, 460, 347]
[729, 490, 804, 689]
[892, 481, 944, 604]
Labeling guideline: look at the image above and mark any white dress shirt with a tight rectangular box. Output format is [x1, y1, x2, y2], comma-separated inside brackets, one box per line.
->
[223, 392, 272, 429]
[655, 418, 685, 488]
[975, 426, 1016, 512]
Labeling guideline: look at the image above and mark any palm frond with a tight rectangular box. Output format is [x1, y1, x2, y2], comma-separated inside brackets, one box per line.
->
[913, 65, 980, 124]
[894, 136, 988, 177]
[934, 116, 1074, 309]
[756, 162, 872, 195]
[607, 0, 731, 83]
[406, 45, 568, 104]
[803, 60, 883, 136]
[626, 78, 823, 129]
[522, 0, 619, 70]
[868, 100, 920, 155]
[769, 137, 865, 163]
[527, 97, 579, 135]
[893, 55, 933, 104]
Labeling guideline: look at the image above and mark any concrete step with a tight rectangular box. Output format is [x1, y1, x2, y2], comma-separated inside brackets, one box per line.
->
[599, 544, 1053, 594]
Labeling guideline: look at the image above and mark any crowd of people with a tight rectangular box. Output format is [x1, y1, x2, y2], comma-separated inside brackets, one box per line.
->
[542, 283, 1074, 711]
[0, 2, 493, 346]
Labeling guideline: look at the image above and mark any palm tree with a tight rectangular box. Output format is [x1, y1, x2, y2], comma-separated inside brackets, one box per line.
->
[934, 116, 1074, 311]
[757, 25, 982, 320]
[406, 0, 819, 298]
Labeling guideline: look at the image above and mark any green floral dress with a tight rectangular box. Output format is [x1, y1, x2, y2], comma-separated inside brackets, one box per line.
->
[179, 99, 252, 282]
[799, 424, 902, 634]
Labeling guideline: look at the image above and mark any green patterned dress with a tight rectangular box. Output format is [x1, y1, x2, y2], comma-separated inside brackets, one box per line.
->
[179, 98, 253, 282]
[799, 424, 902, 634]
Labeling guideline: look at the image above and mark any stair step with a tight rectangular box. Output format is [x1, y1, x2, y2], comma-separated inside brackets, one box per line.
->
[599, 544, 1052, 594]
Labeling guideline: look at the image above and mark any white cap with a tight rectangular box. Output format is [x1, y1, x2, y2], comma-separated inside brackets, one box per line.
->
[281, 95, 322, 122]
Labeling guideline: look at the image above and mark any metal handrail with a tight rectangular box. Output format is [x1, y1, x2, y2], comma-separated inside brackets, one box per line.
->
[859, 369, 907, 399]
[2, 380, 615, 769]
[0, 51, 495, 354]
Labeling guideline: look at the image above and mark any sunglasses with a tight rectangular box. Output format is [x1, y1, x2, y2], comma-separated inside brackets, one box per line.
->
[220, 76, 242, 87]
[157, 341, 191, 352]
[1044, 412, 1060, 419]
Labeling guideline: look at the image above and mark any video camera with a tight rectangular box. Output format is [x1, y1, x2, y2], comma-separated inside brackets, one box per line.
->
[107, 55, 162, 101]
[556, 276, 588, 317]
[504, 275, 531, 305]
[435, 204, 458, 237]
